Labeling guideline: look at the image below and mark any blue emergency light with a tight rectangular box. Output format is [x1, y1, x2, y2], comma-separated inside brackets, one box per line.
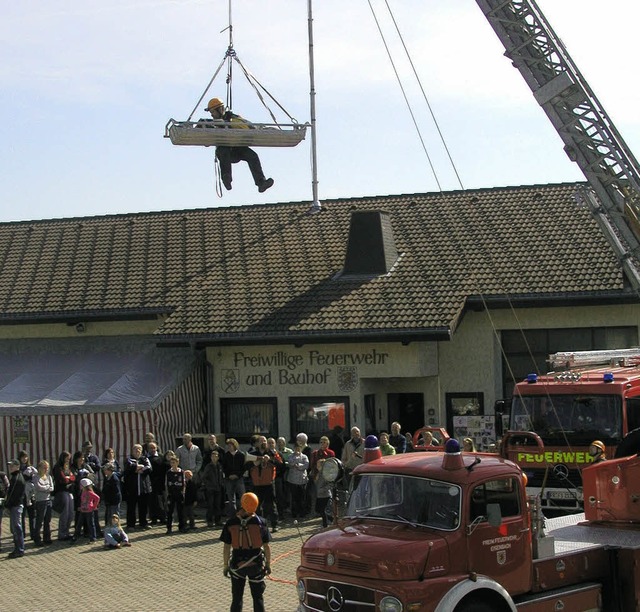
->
[527, 373, 538, 384]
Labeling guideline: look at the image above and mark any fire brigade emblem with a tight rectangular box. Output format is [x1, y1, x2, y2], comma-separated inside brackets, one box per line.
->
[221, 369, 240, 394]
[497, 550, 507, 565]
[337, 366, 358, 392]
[326, 586, 345, 611]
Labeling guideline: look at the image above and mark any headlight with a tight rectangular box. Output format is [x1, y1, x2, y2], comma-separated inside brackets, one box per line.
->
[321, 457, 343, 483]
[296, 580, 306, 602]
[378, 595, 402, 612]
[379, 595, 402, 612]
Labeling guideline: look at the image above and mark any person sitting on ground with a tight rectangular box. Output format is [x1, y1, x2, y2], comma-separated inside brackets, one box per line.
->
[204, 97, 274, 194]
[104, 514, 131, 549]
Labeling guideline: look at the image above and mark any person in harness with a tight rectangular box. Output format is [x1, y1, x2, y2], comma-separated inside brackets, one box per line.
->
[205, 97, 274, 194]
[220, 492, 272, 612]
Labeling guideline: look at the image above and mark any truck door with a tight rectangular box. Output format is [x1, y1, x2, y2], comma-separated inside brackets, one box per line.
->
[466, 476, 532, 595]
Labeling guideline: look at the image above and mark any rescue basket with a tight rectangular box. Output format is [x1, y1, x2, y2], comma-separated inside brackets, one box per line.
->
[165, 119, 307, 148]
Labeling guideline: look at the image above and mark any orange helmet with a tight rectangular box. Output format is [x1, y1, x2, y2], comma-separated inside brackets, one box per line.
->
[590, 440, 605, 454]
[241, 492, 259, 514]
[205, 97, 224, 112]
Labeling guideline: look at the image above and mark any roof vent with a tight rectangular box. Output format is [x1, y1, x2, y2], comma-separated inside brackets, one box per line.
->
[343, 210, 398, 275]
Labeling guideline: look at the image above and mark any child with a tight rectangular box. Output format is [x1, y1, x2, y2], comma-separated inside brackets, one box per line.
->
[201, 450, 224, 527]
[165, 455, 186, 534]
[183, 469, 198, 530]
[101, 463, 122, 527]
[104, 514, 131, 549]
[75, 478, 100, 542]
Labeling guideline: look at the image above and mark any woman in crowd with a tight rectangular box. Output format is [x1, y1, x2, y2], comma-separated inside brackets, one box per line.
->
[52, 451, 76, 541]
[102, 447, 122, 477]
[32, 459, 54, 546]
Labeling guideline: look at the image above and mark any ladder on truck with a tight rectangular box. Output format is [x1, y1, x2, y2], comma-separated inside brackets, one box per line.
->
[549, 348, 640, 370]
[475, 0, 640, 290]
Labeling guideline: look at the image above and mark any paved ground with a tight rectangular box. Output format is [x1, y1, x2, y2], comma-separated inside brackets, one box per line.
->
[0, 505, 318, 611]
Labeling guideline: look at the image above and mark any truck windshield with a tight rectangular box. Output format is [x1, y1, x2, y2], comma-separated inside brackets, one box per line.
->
[511, 394, 622, 445]
[345, 473, 461, 531]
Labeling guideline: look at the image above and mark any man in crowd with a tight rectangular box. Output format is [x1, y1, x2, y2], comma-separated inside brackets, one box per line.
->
[342, 427, 364, 483]
[5, 459, 26, 558]
[388, 421, 407, 454]
[176, 433, 203, 474]
[146, 441, 167, 526]
[249, 436, 283, 533]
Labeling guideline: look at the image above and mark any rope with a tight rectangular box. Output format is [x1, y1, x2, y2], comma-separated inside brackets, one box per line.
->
[267, 550, 298, 585]
[367, 0, 441, 191]
[374, 0, 558, 443]
[233, 55, 299, 124]
[382, 0, 465, 191]
[214, 156, 224, 198]
[188, 55, 227, 122]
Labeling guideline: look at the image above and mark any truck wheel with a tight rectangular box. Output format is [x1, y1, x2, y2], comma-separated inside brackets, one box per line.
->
[456, 602, 494, 612]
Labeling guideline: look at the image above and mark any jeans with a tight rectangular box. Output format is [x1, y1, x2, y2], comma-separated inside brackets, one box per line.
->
[57, 491, 74, 540]
[34, 500, 52, 544]
[225, 478, 245, 516]
[9, 504, 25, 554]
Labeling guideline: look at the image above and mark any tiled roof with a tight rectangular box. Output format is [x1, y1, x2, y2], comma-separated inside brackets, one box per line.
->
[0, 183, 628, 340]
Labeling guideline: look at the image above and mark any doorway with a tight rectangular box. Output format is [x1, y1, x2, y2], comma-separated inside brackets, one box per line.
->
[387, 393, 424, 436]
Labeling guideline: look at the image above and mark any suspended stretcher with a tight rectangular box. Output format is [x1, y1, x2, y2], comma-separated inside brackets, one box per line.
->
[165, 20, 308, 150]
[165, 119, 306, 148]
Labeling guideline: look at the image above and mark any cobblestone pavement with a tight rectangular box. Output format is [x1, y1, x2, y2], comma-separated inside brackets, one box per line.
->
[0, 506, 320, 611]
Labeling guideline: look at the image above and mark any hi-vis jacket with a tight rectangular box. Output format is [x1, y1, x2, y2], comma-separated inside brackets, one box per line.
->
[249, 450, 283, 487]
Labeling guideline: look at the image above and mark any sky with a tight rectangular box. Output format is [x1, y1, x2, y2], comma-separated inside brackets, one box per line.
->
[1, 0, 639, 223]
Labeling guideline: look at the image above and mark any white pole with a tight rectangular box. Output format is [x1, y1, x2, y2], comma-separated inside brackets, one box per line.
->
[308, 0, 321, 212]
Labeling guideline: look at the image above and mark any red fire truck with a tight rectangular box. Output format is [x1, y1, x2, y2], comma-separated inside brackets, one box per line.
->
[296, 441, 640, 611]
[504, 348, 640, 512]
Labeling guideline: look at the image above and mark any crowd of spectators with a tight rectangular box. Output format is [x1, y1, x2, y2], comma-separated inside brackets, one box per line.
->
[1, 421, 430, 559]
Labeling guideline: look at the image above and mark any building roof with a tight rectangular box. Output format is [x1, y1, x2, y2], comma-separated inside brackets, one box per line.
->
[0, 182, 630, 342]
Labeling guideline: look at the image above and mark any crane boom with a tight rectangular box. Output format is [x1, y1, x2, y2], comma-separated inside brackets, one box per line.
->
[476, 0, 640, 289]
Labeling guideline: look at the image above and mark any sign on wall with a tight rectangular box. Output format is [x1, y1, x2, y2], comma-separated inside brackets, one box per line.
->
[215, 343, 437, 395]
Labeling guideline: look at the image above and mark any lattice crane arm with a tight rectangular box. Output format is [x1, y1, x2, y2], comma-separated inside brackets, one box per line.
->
[476, 0, 640, 289]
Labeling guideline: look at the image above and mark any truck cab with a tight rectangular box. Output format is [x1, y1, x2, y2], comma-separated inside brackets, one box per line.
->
[297, 442, 532, 611]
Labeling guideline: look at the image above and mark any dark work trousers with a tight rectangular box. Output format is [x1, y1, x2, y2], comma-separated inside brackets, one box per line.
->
[126, 493, 149, 529]
[230, 560, 266, 612]
[253, 483, 278, 529]
[216, 146, 265, 186]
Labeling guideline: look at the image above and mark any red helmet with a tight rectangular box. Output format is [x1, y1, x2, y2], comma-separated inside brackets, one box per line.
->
[241, 492, 259, 514]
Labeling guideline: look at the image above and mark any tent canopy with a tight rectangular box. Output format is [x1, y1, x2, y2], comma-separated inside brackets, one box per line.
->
[0, 338, 199, 415]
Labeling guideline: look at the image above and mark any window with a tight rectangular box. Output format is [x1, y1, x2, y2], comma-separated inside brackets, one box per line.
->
[470, 477, 521, 522]
[346, 473, 461, 531]
[446, 392, 484, 440]
[220, 398, 277, 443]
[289, 397, 349, 444]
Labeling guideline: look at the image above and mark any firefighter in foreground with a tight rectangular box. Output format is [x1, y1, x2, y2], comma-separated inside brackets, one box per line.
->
[205, 97, 274, 194]
[220, 492, 272, 612]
